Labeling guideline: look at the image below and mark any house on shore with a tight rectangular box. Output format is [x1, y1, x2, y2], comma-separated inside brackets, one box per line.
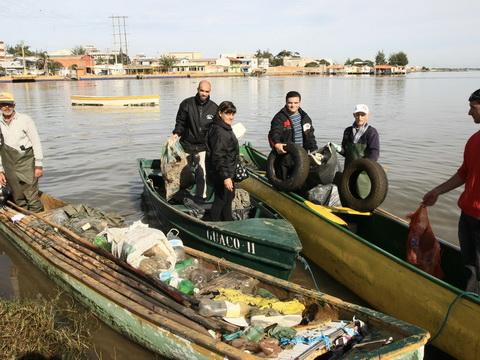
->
[374, 64, 406, 75]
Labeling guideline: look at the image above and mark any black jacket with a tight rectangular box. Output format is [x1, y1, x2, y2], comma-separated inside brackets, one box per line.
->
[268, 107, 318, 152]
[173, 94, 218, 153]
[206, 119, 239, 182]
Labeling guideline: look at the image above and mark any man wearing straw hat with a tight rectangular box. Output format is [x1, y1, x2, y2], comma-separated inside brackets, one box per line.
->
[0, 92, 44, 212]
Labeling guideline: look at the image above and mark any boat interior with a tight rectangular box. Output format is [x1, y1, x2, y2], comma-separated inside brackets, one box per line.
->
[144, 159, 282, 222]
[240, 145, 469, 290]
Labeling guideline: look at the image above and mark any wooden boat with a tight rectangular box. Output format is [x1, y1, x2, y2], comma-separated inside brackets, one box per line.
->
[0, 195, 429, 359]
[239, 143, 480, 360]
[71, 95, 159, 107]
[138, 158, 301, 280]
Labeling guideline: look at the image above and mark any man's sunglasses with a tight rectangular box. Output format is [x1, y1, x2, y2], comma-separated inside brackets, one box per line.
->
[0, 103, 14, 108]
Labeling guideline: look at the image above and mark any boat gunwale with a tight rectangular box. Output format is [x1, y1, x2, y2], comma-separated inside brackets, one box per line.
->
[240, 143, 480, 304]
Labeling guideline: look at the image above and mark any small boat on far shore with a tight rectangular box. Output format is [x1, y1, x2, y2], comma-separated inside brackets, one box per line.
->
[71, 95, 160, 107]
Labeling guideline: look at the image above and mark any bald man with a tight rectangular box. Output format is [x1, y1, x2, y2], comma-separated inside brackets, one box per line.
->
[171, 80, 218, 201]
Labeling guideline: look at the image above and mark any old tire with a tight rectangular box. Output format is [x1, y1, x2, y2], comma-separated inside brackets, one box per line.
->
[339, 158, 388, 211]
[267, 143, 310, 191]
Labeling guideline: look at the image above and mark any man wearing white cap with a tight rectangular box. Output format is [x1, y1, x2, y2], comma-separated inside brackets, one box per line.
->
[341, 104, 380, 166]
[340, 104, 380, 198]
[0, 92, 44, 212]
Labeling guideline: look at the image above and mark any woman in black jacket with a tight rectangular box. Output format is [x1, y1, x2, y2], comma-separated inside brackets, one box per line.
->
[205, 101, 239, 221]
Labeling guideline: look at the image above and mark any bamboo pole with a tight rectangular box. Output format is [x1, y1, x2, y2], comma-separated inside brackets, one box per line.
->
[0, 209, 257, 360]
[7, 200, 197, 307]
[21, 223, 237, 333]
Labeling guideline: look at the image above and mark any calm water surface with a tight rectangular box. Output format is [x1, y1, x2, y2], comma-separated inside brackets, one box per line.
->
[0, 72, 477, 358]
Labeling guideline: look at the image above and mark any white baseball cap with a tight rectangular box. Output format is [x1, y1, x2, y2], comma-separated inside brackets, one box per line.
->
[353, 104, 369, 114]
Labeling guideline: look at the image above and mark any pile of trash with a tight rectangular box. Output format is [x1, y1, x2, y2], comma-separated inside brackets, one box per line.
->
[43, 204, 372, 358]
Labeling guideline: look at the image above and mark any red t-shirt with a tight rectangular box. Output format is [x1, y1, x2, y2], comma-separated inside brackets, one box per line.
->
[457, 130, 480, 218]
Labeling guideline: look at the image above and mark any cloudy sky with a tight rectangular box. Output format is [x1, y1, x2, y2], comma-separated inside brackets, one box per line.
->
[1, 0, 479, 67]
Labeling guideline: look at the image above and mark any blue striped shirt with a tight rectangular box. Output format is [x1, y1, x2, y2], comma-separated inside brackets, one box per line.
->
[290, 112, 303, 146]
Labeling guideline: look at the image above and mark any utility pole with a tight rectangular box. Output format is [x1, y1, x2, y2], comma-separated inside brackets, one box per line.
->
[109, 16, 128, 65]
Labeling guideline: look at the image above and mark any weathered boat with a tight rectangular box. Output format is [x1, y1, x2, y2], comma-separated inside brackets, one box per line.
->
[71, 95, 160, 107]
[239, 143, 480, 360]
[138, 158, 301, 280]
[0, 195, 429, 359]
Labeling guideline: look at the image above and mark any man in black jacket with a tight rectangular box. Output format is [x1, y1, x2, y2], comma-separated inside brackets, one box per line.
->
[171, 80, 217, 201]
[268, 91, 318, 179]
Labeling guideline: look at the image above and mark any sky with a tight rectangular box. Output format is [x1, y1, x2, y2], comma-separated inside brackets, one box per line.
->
[1, 0, 479, 68]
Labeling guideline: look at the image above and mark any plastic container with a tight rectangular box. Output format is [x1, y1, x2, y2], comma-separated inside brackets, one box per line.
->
[94, 235, 112, 252]
[198, 299, 250, 318]
[167, 228, 186, 262]
[189, 268, 209, 289]
[178, 279, 195, 295]
[175, 258, 198, 279]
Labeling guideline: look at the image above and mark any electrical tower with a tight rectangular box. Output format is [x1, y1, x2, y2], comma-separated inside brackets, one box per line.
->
[109, 16, 128, 64]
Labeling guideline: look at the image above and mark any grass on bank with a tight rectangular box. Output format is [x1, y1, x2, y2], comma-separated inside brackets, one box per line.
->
[0, 294, 91, 359]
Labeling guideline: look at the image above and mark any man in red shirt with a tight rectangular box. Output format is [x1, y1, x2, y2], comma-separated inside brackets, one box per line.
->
[423, 88, 480, 293]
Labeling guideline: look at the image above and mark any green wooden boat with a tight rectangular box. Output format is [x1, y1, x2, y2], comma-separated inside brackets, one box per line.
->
[239, 143, 480, 360]
[0, 195, 429, 359]
[138, 158, 302, 280]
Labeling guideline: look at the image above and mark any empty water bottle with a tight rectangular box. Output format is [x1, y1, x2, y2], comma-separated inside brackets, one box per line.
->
[167, 228, 186, 262]
[189, 268, 209, 288]
[198, 299, 250, 318]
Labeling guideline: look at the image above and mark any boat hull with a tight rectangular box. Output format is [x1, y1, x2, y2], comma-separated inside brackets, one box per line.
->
[240, 144, 480, 360]
[139, 159, 301, 280]
[71, 95, 159, 107]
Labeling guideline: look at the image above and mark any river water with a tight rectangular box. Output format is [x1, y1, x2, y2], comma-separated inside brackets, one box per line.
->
[0, 72, 478, 358]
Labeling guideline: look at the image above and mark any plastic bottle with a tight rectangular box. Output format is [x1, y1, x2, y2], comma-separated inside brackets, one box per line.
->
[189, 268, 209, 289]
[175, 258, 198, 279]
[167, 228, 186, 262]
[198, 299, 250, 318]
[178, 279, 195, 295]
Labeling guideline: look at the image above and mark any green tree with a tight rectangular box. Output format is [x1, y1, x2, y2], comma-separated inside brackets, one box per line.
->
[344, 58, 352, 65]
[48, 61, 63, 74]
[36, 51, 49, 73]
[375, 50, 386, 65]
[388, 51, 409, 66]
[71, 46, 86, 55]
[305, 61, 319, 67]
[318, 59, 331, 66]
[254, 49, 273, 59]
[7, 43, 34, 57]
[95, 57, 106, 65]
[159, 55, 177, 71]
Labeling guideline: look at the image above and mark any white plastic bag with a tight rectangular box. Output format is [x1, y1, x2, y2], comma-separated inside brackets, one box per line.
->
[102, 221, 176, 272]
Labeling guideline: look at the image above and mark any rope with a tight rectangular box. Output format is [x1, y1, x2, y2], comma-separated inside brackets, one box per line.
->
[428, 290, 479, 343]
[297, 255, 320, 292]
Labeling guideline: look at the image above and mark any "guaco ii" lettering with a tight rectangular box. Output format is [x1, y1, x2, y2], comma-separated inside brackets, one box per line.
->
[206, 229, 256, 254]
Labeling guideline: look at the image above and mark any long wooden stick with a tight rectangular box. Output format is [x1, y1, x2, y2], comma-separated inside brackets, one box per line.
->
[21, 222, 237, 333]
[7, 200, 197, 307]
[26, 227, 210, 335]
[0, 213, 256, 360]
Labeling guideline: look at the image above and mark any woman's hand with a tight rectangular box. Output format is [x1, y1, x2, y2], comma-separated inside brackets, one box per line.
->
[0, 172, 6, 186]
[274, 143, 287, 154]
[34, 167, 43, 178]
[224, 178, 234, 191]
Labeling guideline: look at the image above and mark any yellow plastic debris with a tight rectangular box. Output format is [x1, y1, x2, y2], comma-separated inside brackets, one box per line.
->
[214, 288, 305, 315]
